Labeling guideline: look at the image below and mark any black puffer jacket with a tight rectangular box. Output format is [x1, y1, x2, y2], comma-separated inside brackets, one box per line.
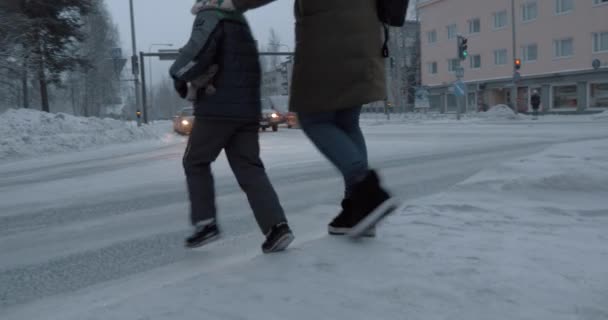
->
[170, 9, 261, 121]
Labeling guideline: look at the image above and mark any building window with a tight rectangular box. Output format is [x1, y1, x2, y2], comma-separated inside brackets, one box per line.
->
[493, 10, 508, 29]
[555, 0, 573, 14]
[470, 55, 481, 69]
[447, 24, 457, 39]
[427, 30, 437, 44]
[522, 44, 538, 61]
[448, 59, 460, 72]
[427, 62, 438, 74]
[590, 83, 608, 108]
[468, 18, 480, 34]
[593, 32, 608, 53]
[522, 1, 538, 21]
[553, 85, 578, 109]
[494, 49, 507, 65]
[594, 0, 608, 5]
[554, 38, 574, 57]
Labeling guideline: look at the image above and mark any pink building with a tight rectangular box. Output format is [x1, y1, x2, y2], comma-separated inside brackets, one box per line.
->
[418, 0, 608, 112]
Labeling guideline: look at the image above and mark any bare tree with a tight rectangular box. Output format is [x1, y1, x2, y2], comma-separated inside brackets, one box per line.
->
[77, 1, 122, 117]
[0, 6, 32, 111]
[151, 76, 186, 120]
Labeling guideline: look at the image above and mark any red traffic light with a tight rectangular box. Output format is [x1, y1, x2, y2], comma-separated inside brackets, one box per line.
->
[514, 58, 522, 70]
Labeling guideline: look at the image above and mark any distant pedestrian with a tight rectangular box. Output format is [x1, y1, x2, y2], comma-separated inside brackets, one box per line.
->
[531, 90, 541, 119]
[169, 1, 294, 253]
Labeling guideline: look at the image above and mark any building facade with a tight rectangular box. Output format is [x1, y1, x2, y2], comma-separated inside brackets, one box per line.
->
[418, 0, 608, 112]
[363, 20, 421, 113]
[261, 58, 293, 98]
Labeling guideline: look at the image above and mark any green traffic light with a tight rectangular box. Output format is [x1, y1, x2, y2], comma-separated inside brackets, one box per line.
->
[463, 51, 468, 57]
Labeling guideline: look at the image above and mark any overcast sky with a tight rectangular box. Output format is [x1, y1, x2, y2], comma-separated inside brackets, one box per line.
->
[105, 0, 295, 85]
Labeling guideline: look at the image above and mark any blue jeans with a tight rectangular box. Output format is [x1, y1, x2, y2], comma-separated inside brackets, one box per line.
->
[298, 106, 368, 198]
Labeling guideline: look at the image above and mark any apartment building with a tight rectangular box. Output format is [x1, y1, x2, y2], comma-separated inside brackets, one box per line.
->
[418, 0, 608, 112]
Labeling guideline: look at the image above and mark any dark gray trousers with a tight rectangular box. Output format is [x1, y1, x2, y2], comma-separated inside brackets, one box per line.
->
[183, 119, 286, 234]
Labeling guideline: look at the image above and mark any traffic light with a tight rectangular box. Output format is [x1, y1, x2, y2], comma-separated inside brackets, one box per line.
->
[457, 36, 468, 61]
[136, 110, 142, 118]
[514, 58, 522, 70]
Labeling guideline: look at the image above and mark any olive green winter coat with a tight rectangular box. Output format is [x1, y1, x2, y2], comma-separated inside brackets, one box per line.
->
[235, 0, 387, 113]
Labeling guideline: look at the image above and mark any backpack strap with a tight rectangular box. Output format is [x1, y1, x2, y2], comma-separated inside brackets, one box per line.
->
[382, 24, 390, 58]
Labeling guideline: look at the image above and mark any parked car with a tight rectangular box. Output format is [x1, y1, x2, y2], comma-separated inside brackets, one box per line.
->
[173, 107, 194, 135]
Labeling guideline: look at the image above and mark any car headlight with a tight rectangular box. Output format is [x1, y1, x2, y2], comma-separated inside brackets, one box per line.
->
[181, 119, 190, 126]
[271, 113, 278, 119]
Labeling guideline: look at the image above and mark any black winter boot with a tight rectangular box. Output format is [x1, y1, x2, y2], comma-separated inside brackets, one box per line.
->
[185, 221, 221, 248]
[262, 222, 294, 254]
[348, 170, 398, 238]
[328, 199, 376, 237]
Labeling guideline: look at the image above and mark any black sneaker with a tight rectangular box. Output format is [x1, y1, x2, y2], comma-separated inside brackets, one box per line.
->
[262, 222, 294, 254]
[328, 199, 376, 237]
[348, 171, 399, 238]
[185, 221, 220, 248]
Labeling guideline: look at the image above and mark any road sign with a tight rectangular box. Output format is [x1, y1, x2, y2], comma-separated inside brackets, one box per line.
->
[158, 49, 180, 61]
[111, 47, 122, 59]
[453, 80, 467, 97]
[113, 58, 127, 76]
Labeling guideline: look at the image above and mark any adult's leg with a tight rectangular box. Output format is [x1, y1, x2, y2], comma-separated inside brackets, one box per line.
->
[334, 106, 368, 196]
[298, 109, 369, 196]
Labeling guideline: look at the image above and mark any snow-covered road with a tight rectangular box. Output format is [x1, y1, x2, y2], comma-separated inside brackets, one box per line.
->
[1, 118, 607, 319]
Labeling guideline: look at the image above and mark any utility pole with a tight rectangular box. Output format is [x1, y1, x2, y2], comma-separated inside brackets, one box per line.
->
[129, 0, 142, 124]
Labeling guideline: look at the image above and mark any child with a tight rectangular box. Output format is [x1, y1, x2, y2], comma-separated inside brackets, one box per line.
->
[169, 0, 294, 253]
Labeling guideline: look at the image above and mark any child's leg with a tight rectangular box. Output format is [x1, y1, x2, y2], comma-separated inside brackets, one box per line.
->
[183, 119, 232, 226]
[224, 123, 287, 234]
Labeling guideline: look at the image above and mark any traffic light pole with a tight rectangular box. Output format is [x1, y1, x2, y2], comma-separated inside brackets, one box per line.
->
[511, 0, 519, 114]
[139, 52, 148, 124]
[455, 35, 468, 120]
[455, 71, 463, 121]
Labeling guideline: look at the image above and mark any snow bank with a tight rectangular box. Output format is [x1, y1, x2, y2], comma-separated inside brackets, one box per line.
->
[0, 108, 173, 161]
[361, 105, 533, 126]
[592, 110, 608, 120]
[32, 139, 608, 320]
[476, 104, 528, 120]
